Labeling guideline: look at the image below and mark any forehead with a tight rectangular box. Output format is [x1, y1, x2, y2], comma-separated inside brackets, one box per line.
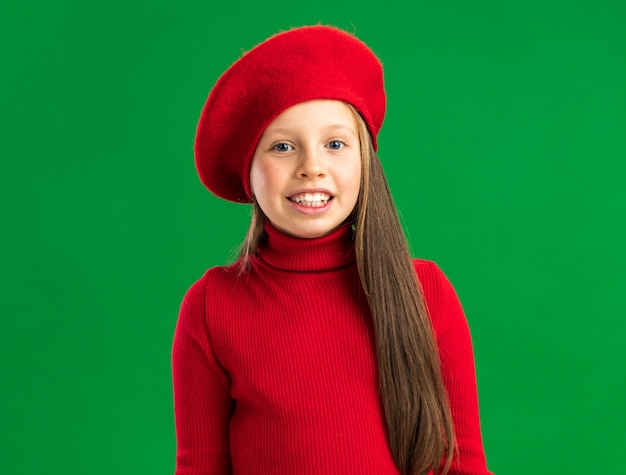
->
[262, 99, 357, 135]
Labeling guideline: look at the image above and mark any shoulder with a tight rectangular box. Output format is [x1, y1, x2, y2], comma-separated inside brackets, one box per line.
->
[178, 262, 244, 318]
[181, 260, 244, 300]
[411, 258, 465, 333]
[411, 258, 454, 303]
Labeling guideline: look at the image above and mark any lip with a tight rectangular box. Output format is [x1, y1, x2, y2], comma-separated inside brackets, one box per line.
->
[286, 188, 334, 199]
[287, 198, 333, 215]
[286, 188, 334, 215]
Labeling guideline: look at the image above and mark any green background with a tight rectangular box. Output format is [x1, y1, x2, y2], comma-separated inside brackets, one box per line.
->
[2, 0, 625, 473]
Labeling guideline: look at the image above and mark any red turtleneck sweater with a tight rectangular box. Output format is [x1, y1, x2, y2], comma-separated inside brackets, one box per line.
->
[172, 223, 492, 474]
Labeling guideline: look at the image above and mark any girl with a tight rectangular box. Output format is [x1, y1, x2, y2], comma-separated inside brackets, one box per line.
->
[172, 25, 493, 475]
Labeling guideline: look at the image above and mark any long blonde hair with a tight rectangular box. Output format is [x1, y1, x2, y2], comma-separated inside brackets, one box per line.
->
[239, 104, 455, 475]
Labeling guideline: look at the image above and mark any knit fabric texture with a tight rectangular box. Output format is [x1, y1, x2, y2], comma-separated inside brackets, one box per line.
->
[172, 222, 493, 474]
[194, 25, 386, 203]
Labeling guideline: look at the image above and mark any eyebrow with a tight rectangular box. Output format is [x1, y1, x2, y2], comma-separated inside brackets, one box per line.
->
[263, 124, 357, 137]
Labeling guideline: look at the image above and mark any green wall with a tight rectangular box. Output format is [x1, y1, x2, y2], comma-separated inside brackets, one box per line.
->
[1, 1, 624, 473]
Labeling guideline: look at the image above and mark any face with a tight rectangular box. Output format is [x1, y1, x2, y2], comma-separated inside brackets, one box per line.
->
[250, 100, 362, 239]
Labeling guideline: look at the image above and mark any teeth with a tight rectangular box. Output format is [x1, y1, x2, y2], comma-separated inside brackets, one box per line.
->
[289, 192, 331, 207]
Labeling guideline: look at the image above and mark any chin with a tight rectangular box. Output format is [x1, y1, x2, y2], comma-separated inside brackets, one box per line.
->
[281, 223, 338, 239]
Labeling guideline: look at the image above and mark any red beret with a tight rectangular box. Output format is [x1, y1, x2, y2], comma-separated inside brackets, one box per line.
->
[194, 25, 386, 203]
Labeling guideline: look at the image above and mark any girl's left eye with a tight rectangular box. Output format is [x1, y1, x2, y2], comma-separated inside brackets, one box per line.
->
[327, 140, 345, 150]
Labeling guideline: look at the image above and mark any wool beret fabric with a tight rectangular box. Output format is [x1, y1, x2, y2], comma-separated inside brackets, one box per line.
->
[194, 25, 386, 203]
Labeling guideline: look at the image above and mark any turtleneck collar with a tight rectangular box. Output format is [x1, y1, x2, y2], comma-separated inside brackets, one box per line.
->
[256, 221, 356, 272]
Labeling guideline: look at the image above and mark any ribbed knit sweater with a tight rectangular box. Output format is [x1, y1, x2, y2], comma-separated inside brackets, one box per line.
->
[172, 222, 492, 474]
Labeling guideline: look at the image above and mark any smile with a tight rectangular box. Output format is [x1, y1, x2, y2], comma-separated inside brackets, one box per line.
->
[288, 192, 332, 208]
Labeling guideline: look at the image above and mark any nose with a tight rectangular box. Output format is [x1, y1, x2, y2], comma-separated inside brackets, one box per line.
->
[296, 146, 326, 178]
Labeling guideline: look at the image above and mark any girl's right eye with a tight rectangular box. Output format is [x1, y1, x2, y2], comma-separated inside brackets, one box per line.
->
[272, 143, 293, 152]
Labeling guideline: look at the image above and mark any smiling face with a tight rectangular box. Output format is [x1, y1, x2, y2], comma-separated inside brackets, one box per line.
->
[249, 100, 362, 239]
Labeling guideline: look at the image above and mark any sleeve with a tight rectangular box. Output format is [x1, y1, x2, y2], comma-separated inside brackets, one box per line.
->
[418, 261, 494, 475]
[172, 274, 234, 475]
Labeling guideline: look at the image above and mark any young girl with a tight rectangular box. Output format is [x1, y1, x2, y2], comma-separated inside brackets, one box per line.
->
[172, 25, 493, 475]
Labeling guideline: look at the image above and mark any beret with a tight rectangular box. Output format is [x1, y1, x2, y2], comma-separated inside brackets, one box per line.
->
[194, 25, 386, 203]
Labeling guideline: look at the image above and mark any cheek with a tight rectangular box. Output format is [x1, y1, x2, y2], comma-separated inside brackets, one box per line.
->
[346, 158, 362, 195]
[249, 160, 280, 202]
[249, 159, 266, 196]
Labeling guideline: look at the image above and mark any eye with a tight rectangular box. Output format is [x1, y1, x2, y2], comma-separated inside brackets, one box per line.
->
[272, 143, 294, 152]
[327, 140, 345, 151]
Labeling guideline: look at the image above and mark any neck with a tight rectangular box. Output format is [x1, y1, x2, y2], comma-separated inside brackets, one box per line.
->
[255, 220, 355, 272]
